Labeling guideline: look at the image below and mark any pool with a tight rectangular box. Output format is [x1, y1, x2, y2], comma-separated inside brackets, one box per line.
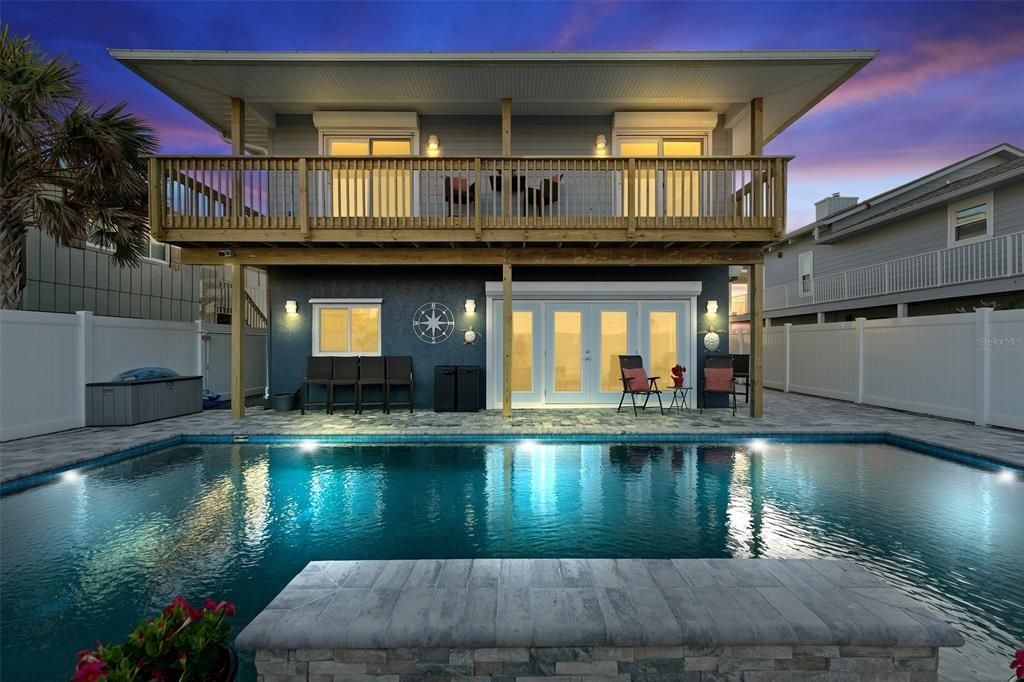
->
[1, 440, 1021, 681]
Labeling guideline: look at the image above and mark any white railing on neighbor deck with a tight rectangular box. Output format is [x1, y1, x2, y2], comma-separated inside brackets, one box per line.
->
[0, 310, 268, 441]
[765, 230, 1024, 311]
[730, 308, 1024, 431]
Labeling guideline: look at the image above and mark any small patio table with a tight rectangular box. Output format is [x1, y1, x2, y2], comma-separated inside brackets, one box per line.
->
[667, 385, 692, 413]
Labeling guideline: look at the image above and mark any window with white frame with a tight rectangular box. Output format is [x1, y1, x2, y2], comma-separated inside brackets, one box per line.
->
[88, 234, 169, 263]
[311, 299, 382, 356]
[948, 192, 993, 245]
[798, 251, 813, 296]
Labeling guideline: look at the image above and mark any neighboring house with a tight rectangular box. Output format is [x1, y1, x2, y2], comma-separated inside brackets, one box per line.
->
[730, 144, 1024, 326]
[21, 226, 269, 327]
[111, 49, 876, 416]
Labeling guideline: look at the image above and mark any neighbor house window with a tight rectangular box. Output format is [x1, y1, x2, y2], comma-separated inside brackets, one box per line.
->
[87, 235, 169, 263]
[799, 251, 813, 296]
[948, 192, 993, 245]
[311, 299, 382, 356]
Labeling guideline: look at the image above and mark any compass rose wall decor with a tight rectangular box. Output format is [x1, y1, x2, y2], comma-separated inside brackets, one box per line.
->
[412, 302, 456, 344]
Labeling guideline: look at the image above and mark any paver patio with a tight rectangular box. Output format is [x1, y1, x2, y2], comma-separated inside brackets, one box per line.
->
[1, 391, 1021, 485]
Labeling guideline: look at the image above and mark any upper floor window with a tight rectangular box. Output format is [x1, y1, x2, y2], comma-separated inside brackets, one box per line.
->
[948, 192, 993, 246]
[799, 251, 813, 296]
[88, 234, 169, 263]
[310, 299, 382, 356]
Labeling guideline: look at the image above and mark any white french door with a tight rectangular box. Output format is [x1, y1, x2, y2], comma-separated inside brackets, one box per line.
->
[491, 292, 693, 407]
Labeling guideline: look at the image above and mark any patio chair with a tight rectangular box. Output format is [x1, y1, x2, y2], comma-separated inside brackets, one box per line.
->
[731, 353, 750, 404]
[700, 354, 737, 416]
[385, 356, 414, 413]
[443, 176, 476, 217]
[616, 355, 664, 416]
[357, 356, 387, 414]
[301, 357, 333, 415]
[329, 356, 359, 414]
[523, 174, 563, 217]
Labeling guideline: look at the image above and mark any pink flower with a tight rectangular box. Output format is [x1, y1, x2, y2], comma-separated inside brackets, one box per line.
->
[1011, 648, 1024, 679]
[71, 660, 106, 682]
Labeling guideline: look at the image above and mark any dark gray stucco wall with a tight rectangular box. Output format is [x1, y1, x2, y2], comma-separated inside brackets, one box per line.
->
[268, 264, 730, 409]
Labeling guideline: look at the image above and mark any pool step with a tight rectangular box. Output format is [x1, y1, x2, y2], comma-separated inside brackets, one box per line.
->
[236, 558, 961, 681]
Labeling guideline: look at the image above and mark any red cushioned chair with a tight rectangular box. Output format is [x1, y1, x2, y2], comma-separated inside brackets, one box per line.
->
[700, 354, 737, 416]
[617, 355, 664, 416]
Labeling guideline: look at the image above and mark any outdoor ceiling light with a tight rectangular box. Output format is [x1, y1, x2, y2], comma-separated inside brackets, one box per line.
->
[706, 300, 719, 314]
[427, 134, 440, 151]
[595, 134, 607, 151]
[284, 300, 298, 314]
[465, 298, 476, 314]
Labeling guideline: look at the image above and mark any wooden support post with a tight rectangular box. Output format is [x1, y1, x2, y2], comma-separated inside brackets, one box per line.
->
[502, 261, 512, 419]
[231, 262, 246, 419]
[749, 97, 764, 155]
[749, 261, 764, 418]
[500, 99, 512, 219]
[148, 157, 162, 241]
[501, 98, 512, 156]
[297, 157, 309, 239]
[230, 97, 246, 155]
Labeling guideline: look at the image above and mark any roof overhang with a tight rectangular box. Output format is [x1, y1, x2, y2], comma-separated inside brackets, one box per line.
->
[109, 49, 876, 150]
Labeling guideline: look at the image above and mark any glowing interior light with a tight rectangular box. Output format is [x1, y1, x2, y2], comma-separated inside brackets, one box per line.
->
[749, 439, 767, 453]
[299, 440, 320, 453]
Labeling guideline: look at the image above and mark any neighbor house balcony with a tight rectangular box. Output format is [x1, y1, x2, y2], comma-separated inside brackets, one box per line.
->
[149, 155, 789, 247]
[765, 230, 1024, 311]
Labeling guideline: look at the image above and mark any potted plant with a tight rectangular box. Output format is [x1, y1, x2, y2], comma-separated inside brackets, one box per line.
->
[72, 597, 237, 682]
[671, 364, 686, 388]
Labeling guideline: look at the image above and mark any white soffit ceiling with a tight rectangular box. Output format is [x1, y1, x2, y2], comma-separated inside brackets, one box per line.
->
[110, 50, 876, 148]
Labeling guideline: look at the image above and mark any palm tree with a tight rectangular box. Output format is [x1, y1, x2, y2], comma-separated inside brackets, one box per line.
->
[0, 26, 158, 310]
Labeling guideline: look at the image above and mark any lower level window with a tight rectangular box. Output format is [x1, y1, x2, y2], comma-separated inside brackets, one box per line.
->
[311, 300, 381, 356]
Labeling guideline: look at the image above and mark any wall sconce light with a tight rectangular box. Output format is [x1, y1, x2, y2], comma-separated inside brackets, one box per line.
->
[595, 134, 607, 152]
[284, 300, 297, 315]
[465, 298, 477, 314]
[427, 134, 440, 152]
[706, 300, 719, 315]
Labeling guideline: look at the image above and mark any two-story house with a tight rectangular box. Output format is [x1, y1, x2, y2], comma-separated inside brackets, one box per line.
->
[731, 144, 1024, 327]
[111, 49, 876, 417]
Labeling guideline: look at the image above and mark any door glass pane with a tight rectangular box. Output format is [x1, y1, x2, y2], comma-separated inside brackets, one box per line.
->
[511, 311, 533, 392]
[320, 309, 349, 353]
[371, 139, 413, 218]
[329, 140, 369, 218]
[600, 311, 629, 392]
[350, 307, 380, 353]
[553, 311, 583, 392]
[329, 140, 370, 156]
[648, 311, 677, 382]
[620, 141, 659, 218]
[370, 139, 412, 156]
[664, 139, 702, 217]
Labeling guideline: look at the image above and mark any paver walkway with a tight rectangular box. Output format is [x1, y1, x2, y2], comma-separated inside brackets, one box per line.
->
[1, 391, 1021, 484]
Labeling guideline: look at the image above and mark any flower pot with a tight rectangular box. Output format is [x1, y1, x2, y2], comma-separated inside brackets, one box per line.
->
[271, 393, 294, 412]
[218, 644, 239, 682]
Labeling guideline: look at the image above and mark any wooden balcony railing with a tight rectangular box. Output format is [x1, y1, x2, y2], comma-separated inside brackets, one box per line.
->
[148, 155, 789, 243]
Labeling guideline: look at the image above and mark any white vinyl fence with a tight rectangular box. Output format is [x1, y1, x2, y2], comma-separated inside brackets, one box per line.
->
[732, 308, 1024, 430]
[0, 309, 267, 441]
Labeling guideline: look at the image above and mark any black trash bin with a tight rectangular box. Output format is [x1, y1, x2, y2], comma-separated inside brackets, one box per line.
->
[434, 366, 457, 412]
[456, 366, 481, 412]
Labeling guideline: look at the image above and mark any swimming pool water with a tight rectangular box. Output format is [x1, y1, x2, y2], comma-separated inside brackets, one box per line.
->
[1, 441, 1021, 681]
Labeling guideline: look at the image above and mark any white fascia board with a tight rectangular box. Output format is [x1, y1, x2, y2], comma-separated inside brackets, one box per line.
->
[483, 281, 703, 299]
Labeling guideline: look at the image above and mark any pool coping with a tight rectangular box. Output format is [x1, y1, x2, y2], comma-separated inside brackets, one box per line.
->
[2, 430, 1020, 496]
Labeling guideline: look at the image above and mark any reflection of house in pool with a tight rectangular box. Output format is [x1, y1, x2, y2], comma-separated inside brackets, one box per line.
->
[607, 444, 665, 470]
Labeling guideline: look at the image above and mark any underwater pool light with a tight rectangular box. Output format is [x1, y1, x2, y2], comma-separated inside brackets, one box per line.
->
[299, 440, 320, 453]
[749, 439, 767, 453]
[998, 469, 1017, 483]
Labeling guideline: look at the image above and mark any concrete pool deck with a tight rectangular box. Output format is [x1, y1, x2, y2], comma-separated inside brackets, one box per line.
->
[1, 391, 1021, 485]
[236, 558, 962, 681]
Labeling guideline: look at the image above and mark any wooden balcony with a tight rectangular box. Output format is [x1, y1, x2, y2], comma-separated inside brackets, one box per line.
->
[149, 155, 789, 246]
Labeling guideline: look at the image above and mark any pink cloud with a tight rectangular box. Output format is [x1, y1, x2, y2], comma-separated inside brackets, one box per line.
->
[548, 0, 623, 49]
[818, 32, 1024, 112]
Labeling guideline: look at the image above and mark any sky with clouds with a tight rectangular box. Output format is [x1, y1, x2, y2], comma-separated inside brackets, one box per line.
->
[5, 0, 1023, 228]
